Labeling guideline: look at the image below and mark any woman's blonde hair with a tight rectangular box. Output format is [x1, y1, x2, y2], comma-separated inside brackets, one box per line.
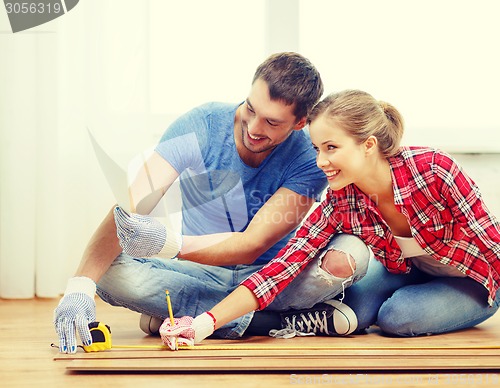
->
[308, 90, 404, 157]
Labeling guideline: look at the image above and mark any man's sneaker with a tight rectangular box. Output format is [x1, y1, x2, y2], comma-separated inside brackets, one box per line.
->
[139, 314, 163, 336]
[276, 300, 358, 337]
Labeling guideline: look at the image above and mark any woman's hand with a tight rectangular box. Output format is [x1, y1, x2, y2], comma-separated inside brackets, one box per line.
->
[159, 312, 216, 350]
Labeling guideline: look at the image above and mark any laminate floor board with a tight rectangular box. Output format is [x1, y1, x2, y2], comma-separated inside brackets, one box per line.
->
[2, 297, 500, 387]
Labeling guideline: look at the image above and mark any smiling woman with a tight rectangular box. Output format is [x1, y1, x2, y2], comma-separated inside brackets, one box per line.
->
[157, 89, 500, 346]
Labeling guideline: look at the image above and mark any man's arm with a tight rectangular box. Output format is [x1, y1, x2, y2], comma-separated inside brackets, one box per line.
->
[53, 207, 121, 354]
[118, 150, 316, 266]
[75, 151, 180, 281]
[74, 207, 123, 282]
[77, 150, 315, 277]
[54, 152, 181, 354]
[129, 151, 180, 215]
[178, 187, 316, 265]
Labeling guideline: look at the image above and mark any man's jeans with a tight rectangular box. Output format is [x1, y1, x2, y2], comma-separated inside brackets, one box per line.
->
[97, 233, 370, 339]
[343, 258, 500, 336]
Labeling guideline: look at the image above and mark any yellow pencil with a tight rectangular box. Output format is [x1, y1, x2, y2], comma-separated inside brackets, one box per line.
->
[165, 290, 178, 349]
[165, 290, 175, 326]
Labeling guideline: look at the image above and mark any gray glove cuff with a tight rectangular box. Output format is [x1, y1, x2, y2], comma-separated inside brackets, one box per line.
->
[64, 276, 96, 299]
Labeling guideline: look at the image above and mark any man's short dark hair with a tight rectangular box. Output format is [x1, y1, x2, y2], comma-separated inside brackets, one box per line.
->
[252, 52, 324, 120]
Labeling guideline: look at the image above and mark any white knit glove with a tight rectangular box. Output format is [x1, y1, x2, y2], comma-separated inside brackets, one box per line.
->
[114, 206, 182, 258]
[53, 277, 96, 353]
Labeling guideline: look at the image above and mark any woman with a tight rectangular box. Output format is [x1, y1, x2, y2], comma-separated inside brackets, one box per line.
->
[160, 90, 500, 349]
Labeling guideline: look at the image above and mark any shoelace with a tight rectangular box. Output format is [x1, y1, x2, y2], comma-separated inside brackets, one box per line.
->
[269, 311, 329, 339]
[269, 327, 314, 339]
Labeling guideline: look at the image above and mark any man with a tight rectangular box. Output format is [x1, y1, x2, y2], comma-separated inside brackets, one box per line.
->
[54, 52, 366, 354]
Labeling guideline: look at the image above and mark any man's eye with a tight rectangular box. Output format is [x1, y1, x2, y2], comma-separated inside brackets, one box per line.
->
[267, 120, 278, 127]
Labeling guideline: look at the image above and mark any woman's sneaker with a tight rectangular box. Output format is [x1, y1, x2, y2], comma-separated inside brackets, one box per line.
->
[271, 300, 358, 338]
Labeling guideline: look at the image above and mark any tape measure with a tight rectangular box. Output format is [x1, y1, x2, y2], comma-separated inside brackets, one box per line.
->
[83, 322, 112, 352]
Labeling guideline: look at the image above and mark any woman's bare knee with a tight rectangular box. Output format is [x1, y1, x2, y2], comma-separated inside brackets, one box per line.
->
[320, 249, 356, 278]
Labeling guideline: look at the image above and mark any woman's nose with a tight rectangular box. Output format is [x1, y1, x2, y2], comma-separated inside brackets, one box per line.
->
[316, 151, 329, 167]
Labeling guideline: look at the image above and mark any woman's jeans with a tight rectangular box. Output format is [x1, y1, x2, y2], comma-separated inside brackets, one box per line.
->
[97, 233, 370, 339]
[343, 258, 500, 336]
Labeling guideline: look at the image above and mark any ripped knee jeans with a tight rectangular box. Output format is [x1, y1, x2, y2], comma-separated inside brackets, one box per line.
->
[266, 233, 372, 311]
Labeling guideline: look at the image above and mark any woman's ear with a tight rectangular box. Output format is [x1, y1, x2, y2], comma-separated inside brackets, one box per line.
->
[364, 136, 378, 155]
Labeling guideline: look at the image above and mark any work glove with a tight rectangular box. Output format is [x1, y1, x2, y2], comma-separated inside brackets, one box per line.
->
[53, 276, 96, 354]
[113, 206, 182, 259]
[159, 312, 216, 350]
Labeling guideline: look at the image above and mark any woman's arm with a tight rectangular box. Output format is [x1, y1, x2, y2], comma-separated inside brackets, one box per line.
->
[210, 286, 259, 329]
[241, 197, 338, 310]
[159, 200, 339, 348]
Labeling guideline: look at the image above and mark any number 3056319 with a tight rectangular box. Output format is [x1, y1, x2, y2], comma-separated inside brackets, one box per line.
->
[5, 2, 63, 14]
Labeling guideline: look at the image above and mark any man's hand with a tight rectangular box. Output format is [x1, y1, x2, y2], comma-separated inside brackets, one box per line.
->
[159, 312, 216, 350]
[53, 277, 96, 353]
[113, 206, 181, 259]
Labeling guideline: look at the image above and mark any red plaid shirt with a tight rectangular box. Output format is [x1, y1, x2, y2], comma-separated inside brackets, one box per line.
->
[242, 147, 500, 309]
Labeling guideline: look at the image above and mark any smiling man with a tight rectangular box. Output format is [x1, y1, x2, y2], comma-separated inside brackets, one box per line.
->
[237, 78, 307, 165]
[54, 52, 368, 353]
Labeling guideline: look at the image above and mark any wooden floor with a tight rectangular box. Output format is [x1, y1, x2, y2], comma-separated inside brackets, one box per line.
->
[1, 297, 500, 388]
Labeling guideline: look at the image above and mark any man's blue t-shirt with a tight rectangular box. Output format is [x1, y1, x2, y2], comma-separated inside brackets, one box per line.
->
[155, 102, 327, 265]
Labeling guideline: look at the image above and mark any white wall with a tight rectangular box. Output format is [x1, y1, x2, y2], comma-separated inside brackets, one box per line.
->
[0, 0, 498, 298]
[0, 0, 270, 298]
[299, 0, 500, 152]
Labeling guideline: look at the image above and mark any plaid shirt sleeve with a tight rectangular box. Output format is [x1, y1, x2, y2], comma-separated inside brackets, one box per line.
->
[433, 151, 500, 264]
[241, 196, 339, 310]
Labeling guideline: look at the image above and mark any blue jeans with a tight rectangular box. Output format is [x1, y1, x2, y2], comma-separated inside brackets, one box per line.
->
[343, 258, 500, 336]
[97, 233, 370, 339]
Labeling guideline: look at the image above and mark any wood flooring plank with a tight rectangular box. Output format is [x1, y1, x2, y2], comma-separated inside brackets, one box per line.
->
[65, 355, 500, 372]
[3, 297, 500, 386]
[54, 347, 500, 361]
[53, 300, 500, 373]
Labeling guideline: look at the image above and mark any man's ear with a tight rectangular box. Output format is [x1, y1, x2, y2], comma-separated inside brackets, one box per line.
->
[293, 117, 308, 130]
[365, 136, 378, 155]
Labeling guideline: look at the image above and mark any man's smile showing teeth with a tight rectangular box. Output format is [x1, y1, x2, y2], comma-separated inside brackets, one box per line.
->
[248, 133, 264, 140]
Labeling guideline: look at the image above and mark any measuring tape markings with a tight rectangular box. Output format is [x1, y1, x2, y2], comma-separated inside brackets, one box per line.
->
[52, 321, 500, 353]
